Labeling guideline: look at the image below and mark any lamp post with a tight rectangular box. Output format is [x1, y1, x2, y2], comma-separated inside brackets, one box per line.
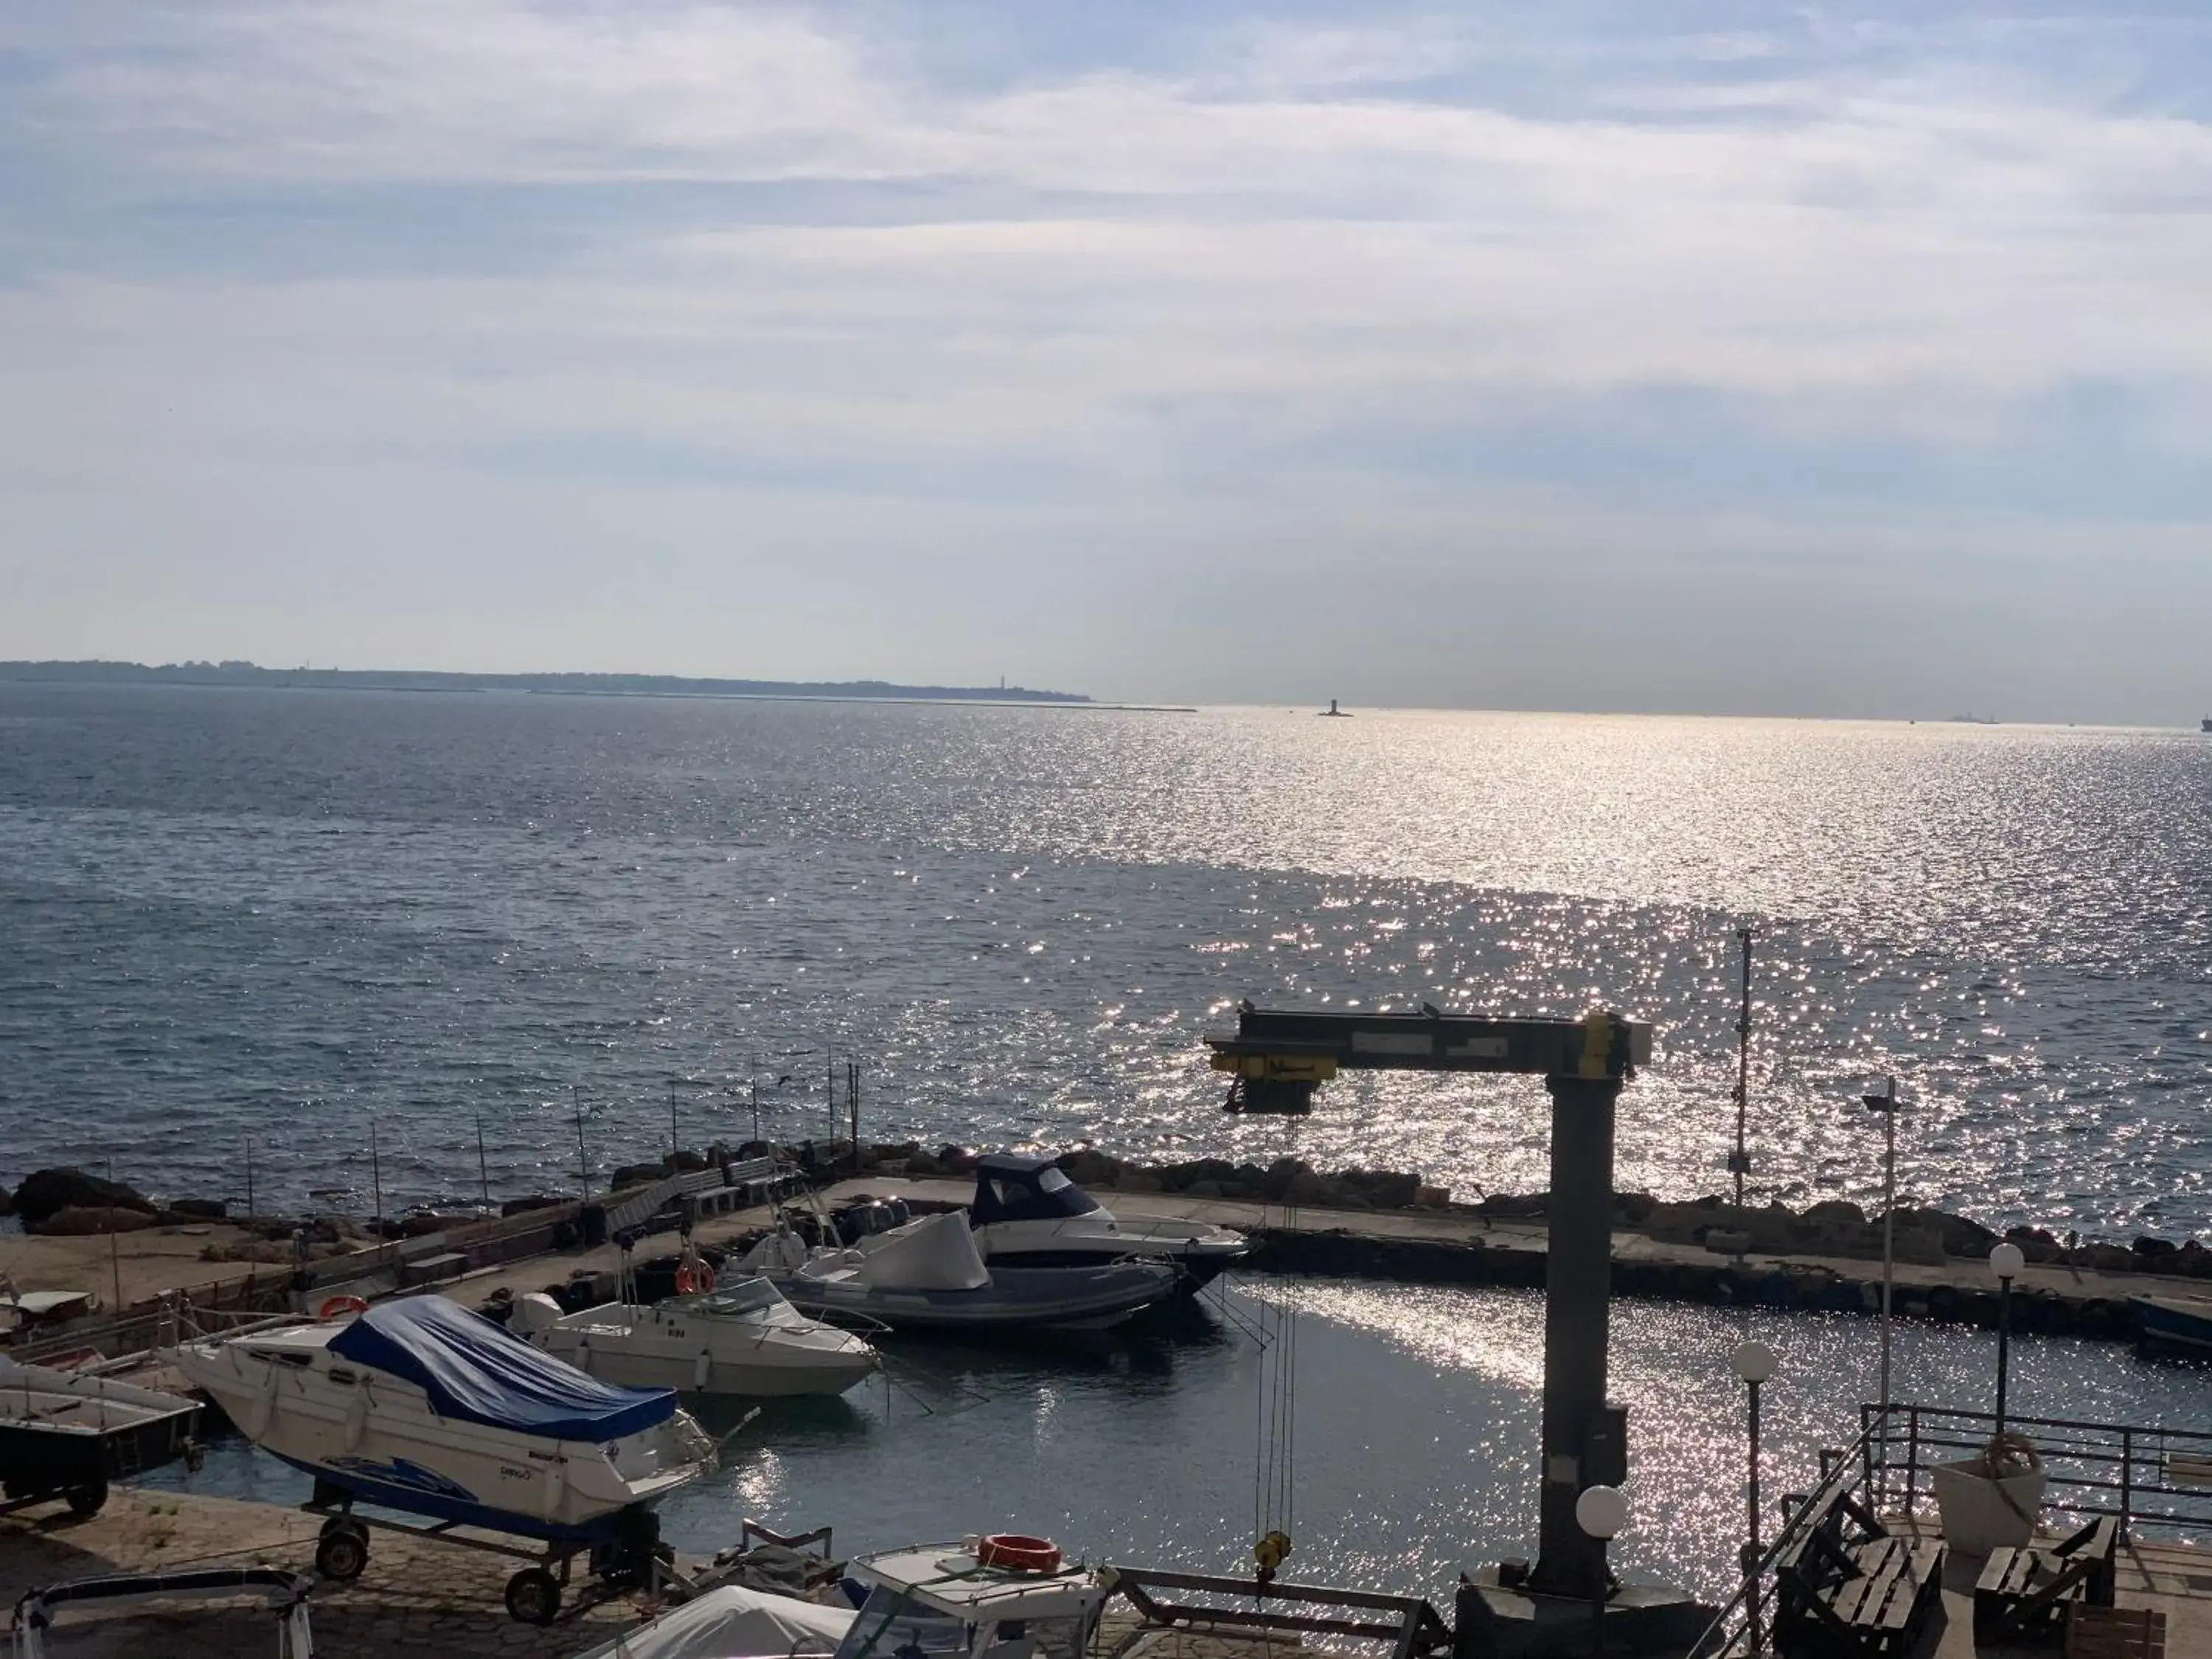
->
[1990, 1241, 2024, 1440]
[1734, 1340, 1778, 1657]
[1574, 1485, 1626, 1658]
[1861, 1078, 1900, 1492]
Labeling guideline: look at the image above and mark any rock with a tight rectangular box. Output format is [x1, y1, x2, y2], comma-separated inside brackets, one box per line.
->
[1892, 1206, 1997, 1258]
[934, 1145, 975, 1175]
[167, 1197, 228, 1221]
[501, 1194, 566, 1217]
[1804, 1200, 1868, 1228]
[13, 1167, 158, 1231]
[2135, 1236, 2180, 1259]
[1160, 1158, 1237, 1192]
[1262, 1157, 1312, 1201]
[608, 1162, 665, 1192]
[1056, 1149, 1122, 1188]
[1480, 1192, 1549, 1220]
[400, 1211, 470, 1239]
[2084, 1243, 2135, 1273]
[33, 1205, 156, 1237]
[903, 1152, 942, 1178]
[1611, 1192, 1656, 1227]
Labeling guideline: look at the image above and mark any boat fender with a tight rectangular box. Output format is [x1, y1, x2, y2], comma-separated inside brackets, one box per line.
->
[675, 1262, 717, 1295]
[319, 1295, 370, 1321]
[695, 1349, 712, 1390]
[978, 1534, 1062, 1574]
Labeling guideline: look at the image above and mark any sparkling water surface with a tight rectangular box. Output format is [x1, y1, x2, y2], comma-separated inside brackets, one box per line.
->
[4, 686, 2208, 1234]
[141, 1279, 2212, 1605]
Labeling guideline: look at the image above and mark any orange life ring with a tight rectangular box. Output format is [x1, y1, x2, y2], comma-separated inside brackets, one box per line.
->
[674, 1263, 716, 1295]
[978, 1534, 1061, 1574]
[319, 1295, 370, 1321]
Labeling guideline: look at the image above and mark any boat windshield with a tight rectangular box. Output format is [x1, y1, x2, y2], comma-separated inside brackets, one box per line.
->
[833, 1586, 969, 1659]
[690, 1277, 786, 1318]
[974, 1166, 1101, 1227]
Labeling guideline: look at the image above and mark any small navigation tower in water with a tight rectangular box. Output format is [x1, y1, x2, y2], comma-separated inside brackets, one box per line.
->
[1318, 698, 1350, 717]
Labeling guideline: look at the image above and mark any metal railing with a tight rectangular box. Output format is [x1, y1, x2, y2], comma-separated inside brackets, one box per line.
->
[1862, 1402, 2212, 1543]
[1103, 1566, 1450, 1659]
[1688, 1420, 1882, 1659]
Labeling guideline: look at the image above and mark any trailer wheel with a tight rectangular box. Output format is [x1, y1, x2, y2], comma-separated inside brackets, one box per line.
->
[505, 1567, 562, 1626]
[63, 1481, 108, 1518]
[316, 1525, 370, 1582]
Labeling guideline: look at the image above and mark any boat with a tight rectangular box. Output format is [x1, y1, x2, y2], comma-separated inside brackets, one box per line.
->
[512, 1273, 879, 1398]
[2201, 715, 2211, 734]
[570, 1580, 856, 1659]
[963, 1154, 1249, 1290]
[0, 1354, 202, 1520]
[737, 1210, 1178, 1333]
[833, 1536, 1110, 1659]
[2133, 1292, 2212, 1357]
[162, 1295, 715, 1543]
[10, 1567, 314, 1658]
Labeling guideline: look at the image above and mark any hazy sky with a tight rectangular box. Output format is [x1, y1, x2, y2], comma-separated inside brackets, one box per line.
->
[4, 3, 2209, 719]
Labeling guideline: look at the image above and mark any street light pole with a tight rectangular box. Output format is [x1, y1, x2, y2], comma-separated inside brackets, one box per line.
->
[1734, 1340, 1778, 1656]
[1862, 1078, 1899, 1496]
[1991, 1242, 2024, 1440]
[1574, 1486, 1627, 1658]
[1731, 927, 1753, 1209]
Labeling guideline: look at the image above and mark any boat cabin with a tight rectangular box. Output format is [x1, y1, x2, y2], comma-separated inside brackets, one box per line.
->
[969, 1156, 1102, 1229]
[835, 1540, 1108, 1659]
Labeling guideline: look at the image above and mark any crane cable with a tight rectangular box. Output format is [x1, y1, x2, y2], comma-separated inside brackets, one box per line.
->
[1251, 1194, 1298, 1587]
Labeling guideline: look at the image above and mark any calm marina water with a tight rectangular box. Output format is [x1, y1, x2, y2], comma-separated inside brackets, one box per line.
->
[142, 1279, 2212, 1604]
[4, 685, 2209, 1234]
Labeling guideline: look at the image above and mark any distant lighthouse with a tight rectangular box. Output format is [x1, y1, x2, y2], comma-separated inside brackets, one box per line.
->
[1318, 698, 1350, 717]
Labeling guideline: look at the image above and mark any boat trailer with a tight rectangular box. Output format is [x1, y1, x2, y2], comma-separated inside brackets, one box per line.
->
[302, 1481, 685, 1627]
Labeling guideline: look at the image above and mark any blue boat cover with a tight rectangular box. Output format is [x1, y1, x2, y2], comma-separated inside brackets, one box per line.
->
[327, 1295, 675, 1444]
[971, 1153, 1102, 1228]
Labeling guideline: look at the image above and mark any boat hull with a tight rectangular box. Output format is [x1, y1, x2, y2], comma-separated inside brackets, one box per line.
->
[168, 1340, 704, 1543]
[2135, 1295, 2212, 1357]
[535, 1332, 877, 1399]
[0, 1360, 201, 1503]
[769, 1264, 1177, 1333]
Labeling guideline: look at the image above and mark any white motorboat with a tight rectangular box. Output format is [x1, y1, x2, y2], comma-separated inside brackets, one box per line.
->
[570, 1581, 855, 1659]
[578, 1535, 1108, 1659]
[163, 1295, 714, 1544]
[0, 1355, 202, 1520]
[512, 1274, 879, 1398]
[739, 1211, 1178, 1333]
[963, 1154, 1249, 1290]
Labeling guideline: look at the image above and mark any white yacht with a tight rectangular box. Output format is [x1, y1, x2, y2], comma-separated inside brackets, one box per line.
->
[163, 1295, 714, 1542]
[512, 1275, 879, 1398]
[740, 1210, 1178, 1332]
[963, 1155, 1249, 1290]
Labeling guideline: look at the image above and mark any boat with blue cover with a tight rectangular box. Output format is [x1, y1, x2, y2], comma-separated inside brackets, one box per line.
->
[164, 1295, 714, 1544]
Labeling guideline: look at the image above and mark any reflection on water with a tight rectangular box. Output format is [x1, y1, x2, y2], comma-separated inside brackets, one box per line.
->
[139, 1278, 2212, 1605]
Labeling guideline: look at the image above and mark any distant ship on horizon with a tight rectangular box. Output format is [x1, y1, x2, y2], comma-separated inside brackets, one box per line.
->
[1947, 713, 1999, 726]
[2202, 714, 2211, 734]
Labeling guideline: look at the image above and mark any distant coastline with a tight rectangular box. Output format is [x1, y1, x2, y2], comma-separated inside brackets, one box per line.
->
[0, 659, 1096, 706]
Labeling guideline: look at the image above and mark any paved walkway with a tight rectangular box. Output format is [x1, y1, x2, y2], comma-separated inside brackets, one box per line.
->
[0, 1488, 654, 1654]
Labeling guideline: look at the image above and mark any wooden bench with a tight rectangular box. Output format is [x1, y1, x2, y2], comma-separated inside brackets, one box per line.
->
[1973, 1515, 2119, 1646]
[1775, 1489, 1947, 1659]
[2065, 1606, 2164, 1659]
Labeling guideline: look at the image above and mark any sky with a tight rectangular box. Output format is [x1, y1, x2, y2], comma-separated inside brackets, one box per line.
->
[3, 2, 2210, 720]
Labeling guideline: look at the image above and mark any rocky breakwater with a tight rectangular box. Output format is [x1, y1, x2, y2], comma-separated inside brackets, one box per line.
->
[6, 1166, 229, 1237]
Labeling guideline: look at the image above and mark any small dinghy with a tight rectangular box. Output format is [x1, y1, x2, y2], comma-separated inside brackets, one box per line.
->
[0, 1354, 201, 1520]
[514, 1271, 879, 1399]
[739, 1211, 1176, 1333]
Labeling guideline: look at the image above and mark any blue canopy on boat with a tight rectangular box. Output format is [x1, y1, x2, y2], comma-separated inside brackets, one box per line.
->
[970, 1153, 1102, 1228]
[327, 1295, 675, 1444]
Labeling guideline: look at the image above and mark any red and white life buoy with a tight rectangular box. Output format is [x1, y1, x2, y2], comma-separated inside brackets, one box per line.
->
[674, 1262, 716, 1295]
[978, 1534, 1062, 1574]
[318, 1295, 370, 1321]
